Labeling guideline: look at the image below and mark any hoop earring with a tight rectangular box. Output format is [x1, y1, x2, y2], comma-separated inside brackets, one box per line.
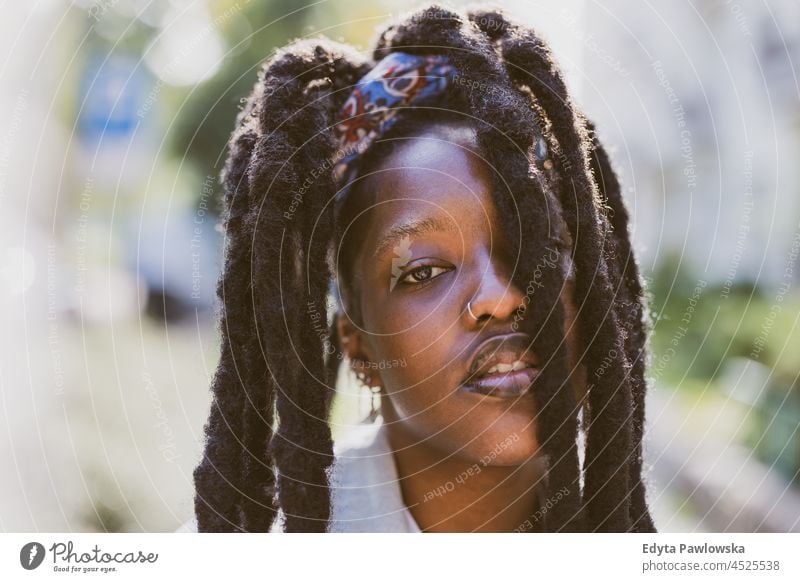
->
[367, 384, 382, 423]
[353, 360, 372, 386]
[352, 359, 381, 422]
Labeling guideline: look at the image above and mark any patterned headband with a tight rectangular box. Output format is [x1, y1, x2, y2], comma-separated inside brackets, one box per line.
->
[332, 51, 456, 198]
[331, 51, 551, 201]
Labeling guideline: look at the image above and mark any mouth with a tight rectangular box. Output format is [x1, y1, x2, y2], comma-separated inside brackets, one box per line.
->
[460, 333, 540, 399]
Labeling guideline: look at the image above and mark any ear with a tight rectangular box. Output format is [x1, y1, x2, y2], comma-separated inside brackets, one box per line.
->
[336, 312, 383, 389]
[336, 311, 356, 359]
[336, 311, 372, 361]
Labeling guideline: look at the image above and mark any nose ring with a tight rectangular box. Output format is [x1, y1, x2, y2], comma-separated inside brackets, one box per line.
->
[467, 300, 478, 321]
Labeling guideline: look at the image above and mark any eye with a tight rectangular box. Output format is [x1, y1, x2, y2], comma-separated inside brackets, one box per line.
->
[398, 264, 450, 287]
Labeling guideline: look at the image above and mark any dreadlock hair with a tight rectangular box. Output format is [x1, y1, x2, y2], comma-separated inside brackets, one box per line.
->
[192, 3, 657, 533]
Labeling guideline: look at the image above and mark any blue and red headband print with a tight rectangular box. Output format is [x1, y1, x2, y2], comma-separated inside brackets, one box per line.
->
[332, 51, 456, 194]
[331, 50, 551, 199]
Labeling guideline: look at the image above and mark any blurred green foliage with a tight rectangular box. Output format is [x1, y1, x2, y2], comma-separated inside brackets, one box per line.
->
[647, 254, 800, 482]
[647, 254, 799, 384]
[170, 0, 307, 185]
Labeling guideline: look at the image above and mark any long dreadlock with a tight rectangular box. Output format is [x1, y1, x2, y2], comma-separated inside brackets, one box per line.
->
[193, 4, 656, 533]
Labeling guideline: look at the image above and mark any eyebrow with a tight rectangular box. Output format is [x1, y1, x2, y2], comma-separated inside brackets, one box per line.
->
[372, 216, 459, 260]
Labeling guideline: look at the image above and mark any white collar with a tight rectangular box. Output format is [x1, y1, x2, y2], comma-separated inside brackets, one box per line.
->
[327, 415, 421, 532]
[178, 416, 420, 533]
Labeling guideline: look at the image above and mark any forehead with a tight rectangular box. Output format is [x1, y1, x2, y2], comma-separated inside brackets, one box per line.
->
[358, 123, 497, 228]
[368, 123, 484, 187]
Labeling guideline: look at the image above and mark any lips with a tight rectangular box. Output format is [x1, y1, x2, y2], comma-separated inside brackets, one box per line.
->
[461, 333, 540, 398]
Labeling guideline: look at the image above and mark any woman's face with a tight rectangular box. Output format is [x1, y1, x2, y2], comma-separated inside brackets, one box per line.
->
[337, 122, 583, 466]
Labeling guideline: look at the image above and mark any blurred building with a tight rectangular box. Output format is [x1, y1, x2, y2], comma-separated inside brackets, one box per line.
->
[578, 0, 800, 287]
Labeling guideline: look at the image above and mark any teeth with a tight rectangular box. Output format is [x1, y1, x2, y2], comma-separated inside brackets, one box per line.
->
[485, 360, 528, 375]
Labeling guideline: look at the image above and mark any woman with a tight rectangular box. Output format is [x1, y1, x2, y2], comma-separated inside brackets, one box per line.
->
[186, 4, 656, 533]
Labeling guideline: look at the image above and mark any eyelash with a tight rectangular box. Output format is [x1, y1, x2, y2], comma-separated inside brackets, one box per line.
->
[398, 264, 450, 287]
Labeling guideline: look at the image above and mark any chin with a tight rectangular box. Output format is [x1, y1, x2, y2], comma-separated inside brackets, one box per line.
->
[434, 406, 542, 466]
[462, 424, 540, 466]
[384, 374, 542, 463]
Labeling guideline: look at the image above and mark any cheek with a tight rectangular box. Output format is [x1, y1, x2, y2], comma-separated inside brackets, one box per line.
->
[372, 328, 452, 412]
[360, 288, 543, 465]
[361, 289, 460, 397]
[372, 332, 542, 466]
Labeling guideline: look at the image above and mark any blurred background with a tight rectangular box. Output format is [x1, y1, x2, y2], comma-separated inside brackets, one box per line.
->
[1, 0, 798, 532]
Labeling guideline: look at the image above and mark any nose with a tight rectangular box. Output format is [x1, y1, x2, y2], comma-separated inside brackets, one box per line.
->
[464, 252, 525, 325]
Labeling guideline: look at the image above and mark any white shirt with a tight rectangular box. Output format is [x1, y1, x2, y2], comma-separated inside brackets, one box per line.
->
[176, 416, 421, 533]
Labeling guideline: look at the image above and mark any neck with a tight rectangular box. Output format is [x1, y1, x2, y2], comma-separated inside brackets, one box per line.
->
[382, 408, 545, 532]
